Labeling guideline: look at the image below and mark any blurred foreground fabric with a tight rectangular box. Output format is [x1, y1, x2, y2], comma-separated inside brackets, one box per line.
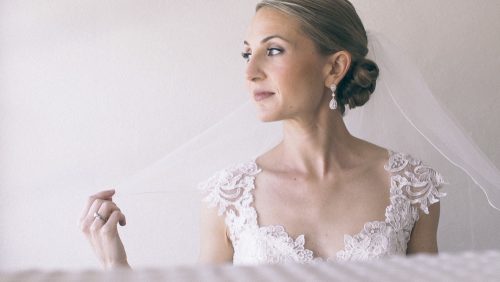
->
[1, 250, 499, 282]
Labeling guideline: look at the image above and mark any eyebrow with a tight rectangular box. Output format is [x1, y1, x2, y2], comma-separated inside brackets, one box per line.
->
[243, 35, 291, 46]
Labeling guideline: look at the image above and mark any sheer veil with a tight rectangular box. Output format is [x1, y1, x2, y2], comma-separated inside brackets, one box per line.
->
[112, 31, 500, 253]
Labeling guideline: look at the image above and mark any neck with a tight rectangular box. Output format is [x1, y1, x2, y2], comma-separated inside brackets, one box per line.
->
[279, 108, 358, 178]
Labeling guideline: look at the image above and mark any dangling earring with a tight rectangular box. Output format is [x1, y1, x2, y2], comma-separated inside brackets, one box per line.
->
[329, 84, 337, 110]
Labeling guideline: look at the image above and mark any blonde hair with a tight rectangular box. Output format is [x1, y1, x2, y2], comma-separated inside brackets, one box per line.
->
[256, 0, 379, 115]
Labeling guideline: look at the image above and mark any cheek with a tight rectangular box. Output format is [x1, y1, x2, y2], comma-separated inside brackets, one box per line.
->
[275, 60, 324, 106]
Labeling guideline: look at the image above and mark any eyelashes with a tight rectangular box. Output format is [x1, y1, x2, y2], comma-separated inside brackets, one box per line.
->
[241, 51, 251, 61]
[241, 48, 284, 62]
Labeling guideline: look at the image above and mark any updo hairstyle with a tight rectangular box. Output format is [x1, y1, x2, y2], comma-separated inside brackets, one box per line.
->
[256, 0, 380, 115]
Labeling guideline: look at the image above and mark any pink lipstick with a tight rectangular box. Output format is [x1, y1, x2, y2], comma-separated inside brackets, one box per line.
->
[254, 91, 275, 101]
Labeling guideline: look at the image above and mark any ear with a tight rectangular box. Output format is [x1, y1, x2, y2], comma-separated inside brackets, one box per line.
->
[323, 51, 352, 88]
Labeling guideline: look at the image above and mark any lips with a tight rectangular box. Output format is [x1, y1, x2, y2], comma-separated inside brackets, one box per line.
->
[254, 91, 275, 101]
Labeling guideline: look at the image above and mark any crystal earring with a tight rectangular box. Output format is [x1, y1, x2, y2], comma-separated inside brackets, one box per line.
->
[329, 84, 337, 110]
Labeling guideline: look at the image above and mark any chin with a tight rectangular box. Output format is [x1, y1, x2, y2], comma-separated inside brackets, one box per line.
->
[257, 116, 279, 123]
[252, 101, 285, 122]
[255, 110, 282, 123]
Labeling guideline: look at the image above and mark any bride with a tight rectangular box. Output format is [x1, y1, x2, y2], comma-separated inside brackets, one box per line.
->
[79, 0, 446, 269]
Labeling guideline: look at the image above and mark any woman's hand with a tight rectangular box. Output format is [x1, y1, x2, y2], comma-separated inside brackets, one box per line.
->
[79, 189, 131, 270]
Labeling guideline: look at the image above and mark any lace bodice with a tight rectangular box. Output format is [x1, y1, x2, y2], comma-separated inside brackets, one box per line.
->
[198, 150, 447, 265]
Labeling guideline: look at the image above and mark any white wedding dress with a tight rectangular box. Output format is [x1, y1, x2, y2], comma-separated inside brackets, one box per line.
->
[198, 149, 447, 265]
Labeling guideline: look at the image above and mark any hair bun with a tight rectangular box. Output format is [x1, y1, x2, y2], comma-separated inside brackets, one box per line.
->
[337, 57, 380, 114]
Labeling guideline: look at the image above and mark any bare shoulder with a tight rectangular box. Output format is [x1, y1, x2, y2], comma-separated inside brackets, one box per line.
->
[353, 137, 391, 162]
[350, 137, 392, 177]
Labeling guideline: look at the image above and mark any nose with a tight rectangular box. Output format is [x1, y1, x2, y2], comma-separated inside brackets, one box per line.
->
[245, 55, 265, 82]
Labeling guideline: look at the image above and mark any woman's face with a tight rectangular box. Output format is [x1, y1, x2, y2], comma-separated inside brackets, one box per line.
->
[243, 7, 330, 122]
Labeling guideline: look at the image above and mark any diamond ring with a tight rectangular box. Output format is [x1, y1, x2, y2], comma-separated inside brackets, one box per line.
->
[93, 211, 106, 222]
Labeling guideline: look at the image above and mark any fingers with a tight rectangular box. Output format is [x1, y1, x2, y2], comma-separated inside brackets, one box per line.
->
[118, 211, 126, 226]
[80, 189, 115, 220]
[89, 211, 107, 235]
[101, 210, 126, 234]
[96, 200, 116, 221]
[79, 190, 129, 270]
[81, 199, 103, 233]
[93, 189, 116, 199]
[80, 190, 125, 234]
[96, 200, 126, 226]
[99, 203, 126, 226]
[86, 201, 125, 235]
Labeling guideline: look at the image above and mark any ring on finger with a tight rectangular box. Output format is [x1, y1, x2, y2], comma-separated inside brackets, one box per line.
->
[93, 211, 107, 222]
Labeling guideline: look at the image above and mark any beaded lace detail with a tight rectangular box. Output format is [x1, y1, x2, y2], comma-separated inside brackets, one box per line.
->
[198, 150, 447, 265]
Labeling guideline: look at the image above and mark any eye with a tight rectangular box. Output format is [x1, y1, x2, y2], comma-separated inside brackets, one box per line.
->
[241, 51, 252, 62]
[241, 48, 283, 62]
[267, 48, 283, 56]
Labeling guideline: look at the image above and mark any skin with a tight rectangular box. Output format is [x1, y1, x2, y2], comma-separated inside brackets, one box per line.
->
[79, 189, 131, 269]
[80, 7, 440, 268]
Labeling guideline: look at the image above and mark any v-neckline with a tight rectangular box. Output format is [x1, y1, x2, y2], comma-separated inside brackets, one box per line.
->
[246, 149, 395, 262]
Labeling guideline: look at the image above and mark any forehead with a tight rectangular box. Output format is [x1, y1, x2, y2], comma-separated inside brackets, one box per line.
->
[244, 7, 304, 45]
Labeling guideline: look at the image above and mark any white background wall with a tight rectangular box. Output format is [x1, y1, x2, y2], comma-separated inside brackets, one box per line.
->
[1, 0, 499, 271]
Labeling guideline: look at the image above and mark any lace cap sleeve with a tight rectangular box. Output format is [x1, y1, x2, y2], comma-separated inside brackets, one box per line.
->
[197, 161, 261, 217]
[386, 151, 449, 215]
